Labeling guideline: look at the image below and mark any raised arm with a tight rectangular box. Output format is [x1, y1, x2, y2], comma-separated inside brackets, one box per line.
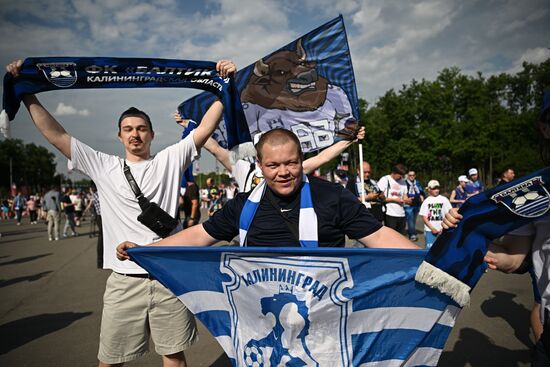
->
[116, 224, 218, 261]
[303, 127, 365, 174]
[203, 138, 232, 171]
[7, 60, 72, 159]
[174, 111, 232, 171]
[192, 60, 236, 150]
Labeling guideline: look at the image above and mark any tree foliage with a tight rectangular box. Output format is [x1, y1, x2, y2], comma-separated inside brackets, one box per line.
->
[355, 58, 550, 190]
[0, 139, 57, 194]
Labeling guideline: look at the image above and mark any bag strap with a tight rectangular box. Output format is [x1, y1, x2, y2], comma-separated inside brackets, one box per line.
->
[123, 161, 149, 210]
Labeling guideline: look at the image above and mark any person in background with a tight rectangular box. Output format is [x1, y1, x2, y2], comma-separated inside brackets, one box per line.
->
[182, 181, 200, 228]
[86, 184, 103, 269]
[61, 187, 77, 237]
[27, 195, 38, 224]
[345, 161, 385, 223]
[74, 191, 86, 226]
[465, 168, 484, 196]
[496, 167, 516, 186]
[404, 170, 425, 241]
[377, 164, 412, 234]
[207, 187, 223, 217]
[13, 191, 26, 225]
[449, 175, 469, 208]
[419, 179, 452, 249]
[43, 185, 61, 241]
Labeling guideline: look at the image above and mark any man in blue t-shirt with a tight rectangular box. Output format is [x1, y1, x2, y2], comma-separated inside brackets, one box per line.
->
[117, 129, 419, 254]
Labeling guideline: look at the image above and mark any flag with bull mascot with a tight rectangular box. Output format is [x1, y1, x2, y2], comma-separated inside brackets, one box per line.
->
[178, 15, 360, 153]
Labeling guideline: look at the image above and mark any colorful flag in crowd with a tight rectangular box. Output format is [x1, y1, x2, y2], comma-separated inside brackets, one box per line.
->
[178, 15, 360, 153]
[129, 246, 460, 366]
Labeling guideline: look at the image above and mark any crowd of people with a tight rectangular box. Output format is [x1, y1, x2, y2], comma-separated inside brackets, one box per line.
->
[5, 54, 550, 367]
[1, 187, 95, 236]
[337, 162, 514, 249]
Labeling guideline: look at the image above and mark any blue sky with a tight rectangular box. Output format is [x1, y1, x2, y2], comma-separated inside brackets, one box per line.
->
[1, 0, 549, 177]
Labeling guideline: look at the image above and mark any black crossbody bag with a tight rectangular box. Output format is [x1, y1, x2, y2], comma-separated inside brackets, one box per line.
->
[123, 162, 179, 238]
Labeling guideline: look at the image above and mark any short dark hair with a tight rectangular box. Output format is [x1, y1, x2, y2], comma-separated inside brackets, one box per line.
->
[500, 167, 514, 177]
[256, 128, 303, 162]
[391, 163, 407, 175]
[118, 107, 153, 133]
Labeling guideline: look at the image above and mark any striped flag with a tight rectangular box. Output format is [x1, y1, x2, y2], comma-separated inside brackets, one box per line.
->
[129, 246, 460, 366]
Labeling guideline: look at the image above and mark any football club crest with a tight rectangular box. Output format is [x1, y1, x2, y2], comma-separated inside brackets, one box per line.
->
[220, 253, 354, 367]
[491, 176, 550, 218]
[36, 62, 77, 88]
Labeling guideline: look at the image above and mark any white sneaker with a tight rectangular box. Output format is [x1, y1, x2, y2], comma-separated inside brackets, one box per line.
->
[49, 237, 53, 241]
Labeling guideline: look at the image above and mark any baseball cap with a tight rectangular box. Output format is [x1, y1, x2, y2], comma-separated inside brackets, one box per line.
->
[427, 180, 440, 189]
[468, 168, 478, 176]
[458, 175, 469, 183]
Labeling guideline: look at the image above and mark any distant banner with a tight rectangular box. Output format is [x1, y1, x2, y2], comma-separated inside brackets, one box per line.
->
[129, 246, 459, 366]
[1, 57, 246, 143]
[178, 15, 359, 153]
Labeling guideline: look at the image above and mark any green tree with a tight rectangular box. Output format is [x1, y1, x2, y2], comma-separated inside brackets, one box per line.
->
[0, 139, 57, 193]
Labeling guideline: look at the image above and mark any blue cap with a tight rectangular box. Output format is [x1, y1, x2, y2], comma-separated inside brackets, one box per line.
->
[541, 90, 550, 121]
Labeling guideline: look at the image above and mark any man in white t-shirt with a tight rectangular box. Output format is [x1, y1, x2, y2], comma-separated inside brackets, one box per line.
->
[419, 180, 452, 249]
[377, 164, 412, 235]
[6, 59, 236, 367]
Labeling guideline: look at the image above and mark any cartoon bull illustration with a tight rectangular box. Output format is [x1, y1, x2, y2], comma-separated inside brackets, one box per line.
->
[241, 39, 328, 112]
[240, 39, 355, 152]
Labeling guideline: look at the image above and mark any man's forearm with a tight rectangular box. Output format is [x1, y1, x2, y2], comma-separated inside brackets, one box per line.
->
[203, 137, 232, 171]
[23, 95, 72, 158]
[303, 140, 351, 174]
[150, 224, 217, 247]
[193, 100, 223, 150]
[359, 226, 420, 249]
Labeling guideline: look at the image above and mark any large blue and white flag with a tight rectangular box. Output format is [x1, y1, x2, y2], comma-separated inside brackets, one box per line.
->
[129, 246, 460, 366]
[178, 15, 360, 153]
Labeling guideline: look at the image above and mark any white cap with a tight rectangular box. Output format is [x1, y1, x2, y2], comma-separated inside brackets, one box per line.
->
[458, 175, 469, 183]
[427, 180, 440, 189]
[468, 168, 478, 176]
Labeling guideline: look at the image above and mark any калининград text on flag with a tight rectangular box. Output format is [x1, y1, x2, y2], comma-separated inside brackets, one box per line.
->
[129, 246, 460, 366]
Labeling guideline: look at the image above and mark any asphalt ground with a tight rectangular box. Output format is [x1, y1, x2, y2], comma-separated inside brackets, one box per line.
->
[0, 213, 535, 367]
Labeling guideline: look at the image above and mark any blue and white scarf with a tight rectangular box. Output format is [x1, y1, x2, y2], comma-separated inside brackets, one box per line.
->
[239, 174, 318, 247]
[1, 57, 248, 144]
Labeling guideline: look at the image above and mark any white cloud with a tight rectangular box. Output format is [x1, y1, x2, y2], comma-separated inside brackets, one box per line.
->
[1, 0, 549, 175]
[505, 47, 550, 74]
[54, 103, 90, 116]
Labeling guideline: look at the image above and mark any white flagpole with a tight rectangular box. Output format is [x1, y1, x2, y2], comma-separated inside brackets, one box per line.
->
[358, 144, 366, 204]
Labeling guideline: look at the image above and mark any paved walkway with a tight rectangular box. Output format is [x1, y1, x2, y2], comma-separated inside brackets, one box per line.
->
[0, 214, 534, 366]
